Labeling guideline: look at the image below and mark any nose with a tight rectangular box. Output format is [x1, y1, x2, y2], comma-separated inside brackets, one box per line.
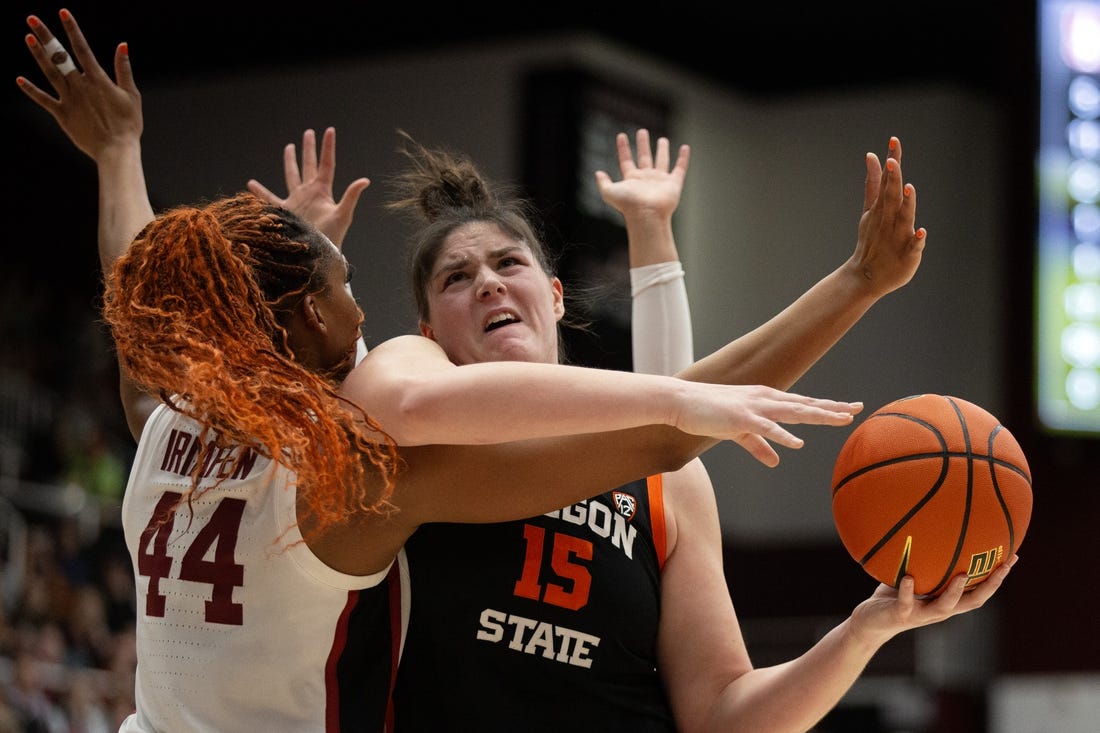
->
[476, 268, 506, 300]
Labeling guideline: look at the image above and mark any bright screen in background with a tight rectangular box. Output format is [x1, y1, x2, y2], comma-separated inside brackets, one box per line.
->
[1036, 0, 1100, 434]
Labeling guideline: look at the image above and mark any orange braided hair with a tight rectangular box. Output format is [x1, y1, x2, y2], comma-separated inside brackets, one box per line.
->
[103, 192, 397, 535]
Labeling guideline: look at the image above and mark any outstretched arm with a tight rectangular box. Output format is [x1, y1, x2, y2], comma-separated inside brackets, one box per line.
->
[596, 129, 694, 376]
[678, 137, 926, 390]
[342, 333, 860, 467]
[17, 9, 158, 441]
[681, 558, 1016, 732]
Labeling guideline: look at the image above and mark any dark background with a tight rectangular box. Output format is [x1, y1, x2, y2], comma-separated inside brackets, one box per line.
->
[8, 0, 1027, 97]
[9, 0, 1097, 701]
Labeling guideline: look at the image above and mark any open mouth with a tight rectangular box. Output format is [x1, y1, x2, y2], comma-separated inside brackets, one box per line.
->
[484, 312, 519, 332]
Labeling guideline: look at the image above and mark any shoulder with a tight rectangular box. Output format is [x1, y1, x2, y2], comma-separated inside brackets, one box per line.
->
[358, 334, 450, 366]
[343, 334, 449, 388]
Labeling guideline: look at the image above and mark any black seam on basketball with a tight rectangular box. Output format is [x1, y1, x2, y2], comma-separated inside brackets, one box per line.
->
[857, 425, 950, 567]
[928, 397, 974, 595]
[989, 425, 1018, 554]
[834, 452, 981, 493]
[831, 412, 943, 496]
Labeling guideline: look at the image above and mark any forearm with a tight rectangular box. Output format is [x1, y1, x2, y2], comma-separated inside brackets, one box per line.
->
[368, 361, 686, 446]
[631, 261, 693, 376]
[97, 137, 156, 441]
[678, 263, 879, 390]
[96, 138, 153, 274]
[707, 618, 883, 733]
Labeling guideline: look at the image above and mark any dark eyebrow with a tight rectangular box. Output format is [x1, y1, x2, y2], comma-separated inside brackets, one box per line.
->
[432, 244, 525, 281]
[432, 254, 471, 282]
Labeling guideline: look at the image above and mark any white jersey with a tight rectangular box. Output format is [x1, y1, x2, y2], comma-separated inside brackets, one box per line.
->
[117, 403, 397, 732]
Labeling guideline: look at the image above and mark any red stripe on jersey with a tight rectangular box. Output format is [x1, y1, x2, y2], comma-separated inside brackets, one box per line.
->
[325, 590, 358, 732]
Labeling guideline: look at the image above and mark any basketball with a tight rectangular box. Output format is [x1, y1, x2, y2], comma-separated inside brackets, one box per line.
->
[831, 394, 1032, 596]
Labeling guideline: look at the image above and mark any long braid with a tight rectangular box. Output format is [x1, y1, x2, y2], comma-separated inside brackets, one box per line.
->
[104, 193, 398, 536]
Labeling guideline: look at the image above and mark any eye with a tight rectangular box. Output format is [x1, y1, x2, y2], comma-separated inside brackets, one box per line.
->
[498, 256, 523, 269]
[345, 262, 356, 284]
[443, 270, 468, 287]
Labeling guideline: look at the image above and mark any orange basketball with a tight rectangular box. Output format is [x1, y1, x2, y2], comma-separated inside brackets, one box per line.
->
[831, 394, 1032, 596]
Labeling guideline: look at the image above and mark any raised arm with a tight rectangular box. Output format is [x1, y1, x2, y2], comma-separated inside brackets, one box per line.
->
[595, 128, 694, 376]
[678, 137, 925, 390]
[17, 9, 158, 440]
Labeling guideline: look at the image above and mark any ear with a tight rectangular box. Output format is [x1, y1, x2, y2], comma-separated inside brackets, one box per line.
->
[301, 294, 327, 334]
[419, 319, 436, 341]
[550, 277, 565, 321]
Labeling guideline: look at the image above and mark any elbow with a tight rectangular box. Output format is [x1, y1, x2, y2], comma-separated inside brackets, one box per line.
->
[343, 372, 437, 446]
[375, 389, 436, 446]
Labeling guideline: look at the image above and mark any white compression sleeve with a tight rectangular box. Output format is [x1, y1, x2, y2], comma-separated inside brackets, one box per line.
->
[630, 261, 694, 376]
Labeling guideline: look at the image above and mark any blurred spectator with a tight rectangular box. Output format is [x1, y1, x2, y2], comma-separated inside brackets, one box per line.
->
[2, 648, 68, 733]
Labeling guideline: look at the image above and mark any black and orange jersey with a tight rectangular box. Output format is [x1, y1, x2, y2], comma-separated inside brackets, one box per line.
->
[390, 475, 673, 732]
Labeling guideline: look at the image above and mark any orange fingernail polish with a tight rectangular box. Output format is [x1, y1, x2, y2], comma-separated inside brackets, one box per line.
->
[916, 228, 926, 239]
[889, 137, 897, 149]
[25, 34, 36, 48]
[28, 16, 39, 27]
[120, 42, 129, 56]
[60, 9, 71, 21]
[886, 158, 897, 171]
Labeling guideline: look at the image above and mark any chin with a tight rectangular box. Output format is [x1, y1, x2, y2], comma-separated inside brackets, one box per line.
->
[325, 351, 357, 384]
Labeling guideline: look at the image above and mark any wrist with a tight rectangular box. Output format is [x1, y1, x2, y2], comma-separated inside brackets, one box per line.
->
[630, 261, 685, 296]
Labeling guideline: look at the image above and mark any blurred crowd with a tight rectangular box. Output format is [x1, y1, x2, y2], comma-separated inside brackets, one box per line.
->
[1, 280, 139, 732]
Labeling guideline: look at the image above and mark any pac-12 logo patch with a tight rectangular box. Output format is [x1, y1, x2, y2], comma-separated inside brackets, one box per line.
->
[612, 491, 637, 521]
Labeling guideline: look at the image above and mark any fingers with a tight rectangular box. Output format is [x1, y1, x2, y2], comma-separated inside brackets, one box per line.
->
[653, 135, 670, 171]
[935, 574, 970, 608]
[672, 143, 691, 181]
[334, 177, 372, 221]
[282, 142, 302, 189]
[887, 135, 901, 165]
[317, 127, 337, 181]
[725, 392, 862, 467]
[635, 128, 653, 168]
[733, 433, 781, 468]
[895, 576, 917, 613]
[960, 554, 1017, 607]
[773, 391, 864, 418]
[246, 179, 281, 205]
[24, 23, 64, 89]
[15, 67, 56, 112]
[882, 157, 904, 215]
[57, 8, 97, 79]
[615, 131, 635, 176]
[19, 17, 67, 110]
[300, 128, 319, 182]
[863, 152, 881, 213]
[593, 169, 612, 197]
[113, 43, 135, 92]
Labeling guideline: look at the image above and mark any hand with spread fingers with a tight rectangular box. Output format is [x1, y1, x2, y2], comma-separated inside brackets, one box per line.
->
[247, 126, 371, 249]
[17, 9, 141, 163]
